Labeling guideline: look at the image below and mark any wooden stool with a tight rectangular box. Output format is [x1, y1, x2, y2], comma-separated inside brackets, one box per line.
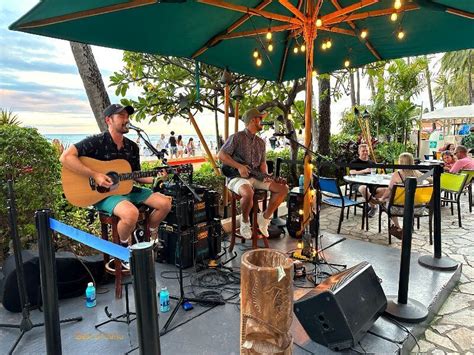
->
[98, 206, 150, 299]
[230, 189, 270, 252]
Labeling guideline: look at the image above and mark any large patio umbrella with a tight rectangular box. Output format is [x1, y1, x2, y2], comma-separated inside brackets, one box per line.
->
[10, 0, 474, 222]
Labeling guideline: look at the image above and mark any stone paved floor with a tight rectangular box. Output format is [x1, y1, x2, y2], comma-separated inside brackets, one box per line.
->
[318, 193, 474, 354]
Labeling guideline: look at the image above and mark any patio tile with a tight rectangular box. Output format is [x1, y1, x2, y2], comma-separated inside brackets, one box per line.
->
[446, 327, 474, 352]
[439, 308, 474, 327]
[425, 329, 457, 352]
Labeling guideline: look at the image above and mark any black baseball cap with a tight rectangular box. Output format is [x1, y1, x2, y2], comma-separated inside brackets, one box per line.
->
[103, 104, 134, 118]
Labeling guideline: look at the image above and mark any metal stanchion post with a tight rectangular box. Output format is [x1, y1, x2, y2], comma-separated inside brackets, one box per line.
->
[36, 209, 62, 355]
[385, 178, 428, 323]
[419, 164, 458, 271]
[130, 242, 161, 355]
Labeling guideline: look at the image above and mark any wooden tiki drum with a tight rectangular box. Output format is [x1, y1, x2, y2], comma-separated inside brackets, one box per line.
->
[240, 249, 293, 354]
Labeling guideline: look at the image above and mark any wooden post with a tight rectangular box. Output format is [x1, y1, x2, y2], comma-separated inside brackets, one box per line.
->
[224, 83, 230, 140]
[187, 111, 221, 175]
[234, 100, 240, 134]
[302, 7, 316, 228]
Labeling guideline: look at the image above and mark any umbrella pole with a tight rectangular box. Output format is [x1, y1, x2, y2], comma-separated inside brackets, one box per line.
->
[234, 100, 240, 134]
[187, 111, 221, 176]
[303, 22, 315, 229]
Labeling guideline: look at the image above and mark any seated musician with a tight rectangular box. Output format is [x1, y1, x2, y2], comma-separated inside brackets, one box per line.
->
[60, 104, 172, 250]
[217, 108, 288, 239]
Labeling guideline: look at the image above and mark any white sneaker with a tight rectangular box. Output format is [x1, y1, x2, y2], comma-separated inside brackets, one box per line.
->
[257, 213, 271, 238]
[240, 218, 252, 240]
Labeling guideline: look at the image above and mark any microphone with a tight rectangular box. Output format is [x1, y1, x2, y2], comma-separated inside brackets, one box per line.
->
[273, 131, 294, 137]
[126, 123, 143, 131]
[261, 121, 274, 126]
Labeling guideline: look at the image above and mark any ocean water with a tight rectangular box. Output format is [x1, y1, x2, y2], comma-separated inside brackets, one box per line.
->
[44, 133, 219, 149]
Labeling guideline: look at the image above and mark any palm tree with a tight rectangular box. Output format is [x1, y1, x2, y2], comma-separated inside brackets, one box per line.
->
[0, 109, 21, 126]
[439, 49, 473, 105]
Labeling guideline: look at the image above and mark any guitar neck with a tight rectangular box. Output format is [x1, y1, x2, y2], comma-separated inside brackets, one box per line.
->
[119, 169, 160, 181]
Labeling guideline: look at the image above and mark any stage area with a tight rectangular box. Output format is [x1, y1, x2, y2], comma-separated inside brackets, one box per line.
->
[0, 232, 460, 354]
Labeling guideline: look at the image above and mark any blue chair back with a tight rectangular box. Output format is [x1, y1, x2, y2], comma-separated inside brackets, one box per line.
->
[318, 177, 341, 196]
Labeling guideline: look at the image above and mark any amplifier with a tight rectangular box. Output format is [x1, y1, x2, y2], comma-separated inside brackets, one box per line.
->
[287, 190, 304, 238]
[163, 183, 219, 227]
[159, 220, 222, 268]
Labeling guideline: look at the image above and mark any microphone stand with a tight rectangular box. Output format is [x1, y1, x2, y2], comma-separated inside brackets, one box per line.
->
[130, 127, 167, 162]
[276, 133, 346, 284]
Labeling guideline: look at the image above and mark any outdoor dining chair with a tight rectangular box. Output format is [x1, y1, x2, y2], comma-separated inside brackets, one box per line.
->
[460, 169, 474, 213]
[317, 177, 367, 234]
[378, 183, 433, 245]
[440, 172, 468, 228]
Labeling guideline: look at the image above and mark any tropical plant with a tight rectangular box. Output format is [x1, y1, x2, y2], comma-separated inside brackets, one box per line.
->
[0, 109, 22, 126]
[438, 49, 473, 105]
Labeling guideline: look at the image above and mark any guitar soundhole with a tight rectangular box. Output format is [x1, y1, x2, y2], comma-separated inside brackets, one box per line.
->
[96, 172, 120, 193]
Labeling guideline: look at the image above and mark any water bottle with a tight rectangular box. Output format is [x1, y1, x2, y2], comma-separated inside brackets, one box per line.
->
[159, 286, 170, 313]
[299, 174, 304, 192]
[85, 282, 96, 308]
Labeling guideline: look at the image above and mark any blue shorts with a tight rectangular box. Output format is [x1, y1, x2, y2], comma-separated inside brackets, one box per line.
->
[94, 187, 153, 216]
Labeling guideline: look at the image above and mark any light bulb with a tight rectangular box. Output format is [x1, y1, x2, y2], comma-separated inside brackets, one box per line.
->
[391, 12, 398, 21]
[253, 48, 259, 58]
[297, 240, 303, 249]
[300, 44, 306, 52]
[326, 39, 332, 49]
[397, 29, 405, 39]
[293, 46, 299, 54]
[288, 113, 293, 120]
[360, 29, 368, 39]
[266, 31, 272, 40]
[256, 57, 262, 66]
[344, 59, 350, 67]
[298, 209, 304, 215]
[321, 42, 327, 50]
[309, 163, 314, 169]
[312, 70, 318, 77]
[268, 42, 273, 52]
[316, 17, 322, 27]
[394, 0, 402, 10]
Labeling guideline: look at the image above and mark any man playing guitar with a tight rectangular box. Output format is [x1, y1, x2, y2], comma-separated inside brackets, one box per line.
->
[60, 104, 171, 250]
[218, 108, 288, 239]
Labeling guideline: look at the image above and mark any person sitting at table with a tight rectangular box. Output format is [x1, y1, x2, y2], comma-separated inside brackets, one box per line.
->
[376, 152, 429, 240]
[438, 143, 455, 153]
[441, 150, 456, 172]
[349, 144, 384, 218]
[450, 145, 474, 173]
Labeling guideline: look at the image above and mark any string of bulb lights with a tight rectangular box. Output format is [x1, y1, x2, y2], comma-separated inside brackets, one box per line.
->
[251, 0, 407, 69]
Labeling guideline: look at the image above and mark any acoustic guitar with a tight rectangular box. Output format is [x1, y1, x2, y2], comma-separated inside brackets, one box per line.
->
[221, 155, 286, 184]
[61, 157, 192, 207]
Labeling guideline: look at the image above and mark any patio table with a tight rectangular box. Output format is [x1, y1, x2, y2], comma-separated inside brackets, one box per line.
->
[343, 173, 392, 187]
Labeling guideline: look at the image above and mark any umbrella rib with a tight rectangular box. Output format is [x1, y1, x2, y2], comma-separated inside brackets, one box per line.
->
[322, 0, 379, 23]
[325, 4, 419, 25]
[445, 8, 474, 19]
[14, 0, 157, 29]
[330, 0, 381, 60]
[278, 0, 305, 22]
[278, 0, 304, 82]
[319, 26, 356, 36]
[192, 0, 273, 59]
[214, 24, 300, 41]
[197, 0, 302, 26]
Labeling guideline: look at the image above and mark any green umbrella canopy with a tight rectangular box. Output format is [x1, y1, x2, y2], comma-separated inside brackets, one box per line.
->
[10, 0, 474, 82]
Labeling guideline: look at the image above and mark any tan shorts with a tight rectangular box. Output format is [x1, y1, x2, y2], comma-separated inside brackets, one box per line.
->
[227, 177, 271, 194]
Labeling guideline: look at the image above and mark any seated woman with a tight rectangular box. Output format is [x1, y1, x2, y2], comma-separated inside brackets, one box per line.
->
[375, 152, 430, 240]
[438, 143, 455, 153]
[441, 150, 456, 171]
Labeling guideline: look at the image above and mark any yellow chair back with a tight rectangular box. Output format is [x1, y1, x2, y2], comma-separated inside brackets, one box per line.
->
[440, 173, 468, 193]
[460, 170, 474, 185]
[393, 184, 433, 207]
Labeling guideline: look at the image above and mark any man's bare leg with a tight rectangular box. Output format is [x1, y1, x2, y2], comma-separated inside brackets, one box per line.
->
[143, 192, 172, 229]
[263, 182, 288, 219]
[113, 200, 139, 244]
[238, 184, 254, 223]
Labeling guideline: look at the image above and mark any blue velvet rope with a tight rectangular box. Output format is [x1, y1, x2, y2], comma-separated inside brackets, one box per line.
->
[49, 218, 130, 262]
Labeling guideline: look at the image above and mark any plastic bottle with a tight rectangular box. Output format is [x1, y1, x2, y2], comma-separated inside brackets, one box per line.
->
[85, 282, 96, 308]
[299, 174, 304, 192]
[159, 286, 170, 313]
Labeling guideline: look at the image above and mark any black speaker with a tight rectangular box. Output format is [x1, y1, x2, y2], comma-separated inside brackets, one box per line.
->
[294, 262, 387, 351]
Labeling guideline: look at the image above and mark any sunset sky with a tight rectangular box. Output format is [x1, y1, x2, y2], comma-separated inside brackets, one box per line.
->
[1, 1, 439, 136]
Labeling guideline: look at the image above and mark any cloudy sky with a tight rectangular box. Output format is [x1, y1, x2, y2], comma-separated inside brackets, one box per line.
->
[1, 1, 439, 136]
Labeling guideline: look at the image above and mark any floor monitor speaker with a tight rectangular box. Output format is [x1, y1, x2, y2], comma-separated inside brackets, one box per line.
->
[294, 261, 387, 351]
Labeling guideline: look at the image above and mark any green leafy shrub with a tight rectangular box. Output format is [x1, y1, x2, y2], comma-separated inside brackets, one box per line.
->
[266, 148, 305, 185]
[0, 126, 62, 261]
[192, 163, 225, 194]
[375, 141, 416, 164]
